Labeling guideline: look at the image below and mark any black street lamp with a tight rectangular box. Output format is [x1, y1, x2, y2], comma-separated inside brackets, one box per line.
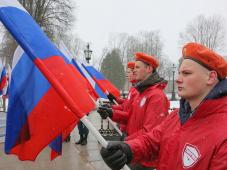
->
[171, 64, 176, 101]
[84, 43, 92, 63]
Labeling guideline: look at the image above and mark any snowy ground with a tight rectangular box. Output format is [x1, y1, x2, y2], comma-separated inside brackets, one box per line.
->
[166, 93, 180, 110]
[0, 97, 7, 143]
[170, 100, 180, 109]
[0, 111, 6, 143]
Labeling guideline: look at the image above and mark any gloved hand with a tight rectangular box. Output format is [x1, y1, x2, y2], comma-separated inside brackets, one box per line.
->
[97, 106, 113, 119]
[100, 142, 133, 170]
[120, 132, 128, 141]
[107, 93, 117, 103]
[100, 103, 111, 108]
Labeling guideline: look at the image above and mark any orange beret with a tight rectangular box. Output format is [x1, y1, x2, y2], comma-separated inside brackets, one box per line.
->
[182, 42, 227, 79]
[135, 52, 159, 69]
[127, 61, 135, 69]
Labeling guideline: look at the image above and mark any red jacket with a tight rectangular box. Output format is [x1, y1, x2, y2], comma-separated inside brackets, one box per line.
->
[114, 82, 169, 167]
[126, 83, 169, 140]
[112, 87, 138, 126]
[115, 97, 125, 105]
[112, 87, 138, 111]
[127, 80, 227, 169]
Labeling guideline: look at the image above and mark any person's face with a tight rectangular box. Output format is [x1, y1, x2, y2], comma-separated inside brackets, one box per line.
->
[176, 59, 210, 101]
[133, 61, 153, 81]
[126, 68, 136, 82]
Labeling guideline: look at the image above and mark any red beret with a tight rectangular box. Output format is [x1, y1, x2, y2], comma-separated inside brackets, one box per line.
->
[135, 52, 159, 69]
[127, 61, 135, 69]
[182, 42, 227, 79]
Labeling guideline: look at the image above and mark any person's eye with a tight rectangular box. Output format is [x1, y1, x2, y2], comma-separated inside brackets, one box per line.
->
[182, 71, 191, 75]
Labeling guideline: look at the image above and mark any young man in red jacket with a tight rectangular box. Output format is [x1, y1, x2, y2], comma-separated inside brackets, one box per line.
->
[111, 61, 138, 134]
[98, 53, 169, 169]
[111, 61, 138, 110]
[100, 42, 227, 170]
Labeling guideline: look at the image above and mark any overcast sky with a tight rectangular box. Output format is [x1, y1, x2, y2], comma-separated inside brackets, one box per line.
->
[72, 0, 227, 63]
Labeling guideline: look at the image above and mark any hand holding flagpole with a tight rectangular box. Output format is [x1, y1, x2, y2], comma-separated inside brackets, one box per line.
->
[105, 90, 119, 105]
[81, 116, 130, 170]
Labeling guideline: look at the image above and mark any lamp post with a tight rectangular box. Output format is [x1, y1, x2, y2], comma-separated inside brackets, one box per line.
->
[84, 43, 92, 63]
[171, 64, 176, 101]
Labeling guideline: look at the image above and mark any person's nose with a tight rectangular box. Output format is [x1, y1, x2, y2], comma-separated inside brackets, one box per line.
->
[176, 74, 182, 85]
[133, 69, 137, 74]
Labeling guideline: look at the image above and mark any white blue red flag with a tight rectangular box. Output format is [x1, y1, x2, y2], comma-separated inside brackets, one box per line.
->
[0, 0, 95, 161]
[82, 63, 120, 98]
[59, 42, 107, 99]
[1, 64, 11, 97]
[0, 66, 7, 94]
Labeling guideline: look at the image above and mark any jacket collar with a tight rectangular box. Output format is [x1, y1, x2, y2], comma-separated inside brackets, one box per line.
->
[179, 79, 227, 124]
[135, 71, 167, 93]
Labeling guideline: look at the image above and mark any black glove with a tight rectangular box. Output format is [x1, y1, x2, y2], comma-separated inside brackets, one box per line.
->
[107, 93, 117, 103]
[120, 132, 127, 141]
[100, 103, 111, 108]
[100, 142, 133, 170]
[97, 106, 113, 119]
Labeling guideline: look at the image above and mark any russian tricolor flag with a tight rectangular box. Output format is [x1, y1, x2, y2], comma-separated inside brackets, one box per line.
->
[73, 60, 108, 99]
[82, 63, 120, 98]
[0, 0, 95, 160]
[59, 42, 107, 99]
[0, 66, 7, 94]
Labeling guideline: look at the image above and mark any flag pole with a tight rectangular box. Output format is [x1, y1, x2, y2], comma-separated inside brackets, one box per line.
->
[107, 117, 123, 136]
[81, 115, 130, 170]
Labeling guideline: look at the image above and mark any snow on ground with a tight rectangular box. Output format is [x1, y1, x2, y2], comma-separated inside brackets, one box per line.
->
[0, 98, 6, 143]
[170, 100, 180, 109]
[166, 93, 180, 110]
[0, 112, 6, 143]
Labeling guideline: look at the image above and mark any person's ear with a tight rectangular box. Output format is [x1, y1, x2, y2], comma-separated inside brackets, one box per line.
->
[147, 65, 153, 73]
[207, 70, 218, 85]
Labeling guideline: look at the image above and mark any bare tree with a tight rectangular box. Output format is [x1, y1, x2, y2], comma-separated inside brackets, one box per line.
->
[179, 15, 226, 52]
[0, 30, 17, 65]
[108, 33, 129, 63]
[137, 31, 163, 59]
[157, 56, 174, 80]
[18, 0, 75, 40]
[105, 31, 165, 72]
[98, 30, 175, 92]
[0, 0, 75, 65]
[58, 33, 85, 59]
[107, 31, 164, 63]
[98, 47, 109, 71]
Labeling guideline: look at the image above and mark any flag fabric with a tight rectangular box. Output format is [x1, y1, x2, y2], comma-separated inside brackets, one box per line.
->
[59, 42, 107, 99]
[49, 135, 62, 160]
[11, 46, 77, 160]
[1, 64, 11, 97]
[2, 83, 9, 98]
[0, 66, 7, 94]
[72, 60, 108, 99]
[82, 63, 120, 98]
[0, 0, 95, 161]
[49, 122, 76, 160]
[1, 64, 11, 98]
[49, 121, 77, 160]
